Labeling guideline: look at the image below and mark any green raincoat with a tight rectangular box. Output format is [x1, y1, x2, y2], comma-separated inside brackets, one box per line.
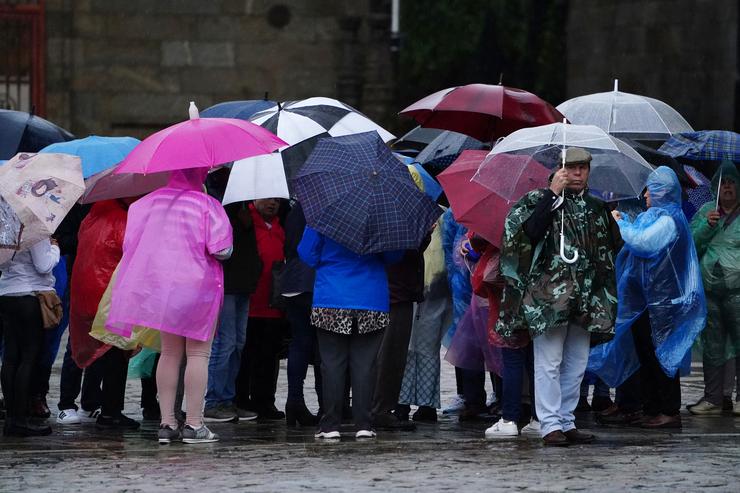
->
[690, 162, 740, 367]
[496, 189, 619, 342]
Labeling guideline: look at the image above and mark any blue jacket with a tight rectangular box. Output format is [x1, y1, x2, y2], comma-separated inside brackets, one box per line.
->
[297, 226, 404, 312]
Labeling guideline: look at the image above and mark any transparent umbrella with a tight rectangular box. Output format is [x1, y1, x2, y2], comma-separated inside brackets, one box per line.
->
[557, 80, 693, 140]
[473, 122, 653, 262]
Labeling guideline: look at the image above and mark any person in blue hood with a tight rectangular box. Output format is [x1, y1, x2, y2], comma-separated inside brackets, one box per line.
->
[588, 166, 707, 429]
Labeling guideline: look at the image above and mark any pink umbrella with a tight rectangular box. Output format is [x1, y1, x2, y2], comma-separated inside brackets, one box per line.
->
[115, 102, 287, 175]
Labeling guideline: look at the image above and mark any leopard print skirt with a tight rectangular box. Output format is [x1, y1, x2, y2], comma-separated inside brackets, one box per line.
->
[310, 307, 390, 335]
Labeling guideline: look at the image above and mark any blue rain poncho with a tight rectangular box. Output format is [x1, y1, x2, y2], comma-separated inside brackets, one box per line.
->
[588, 166, 707, 387]
[441, 208, 472, 348]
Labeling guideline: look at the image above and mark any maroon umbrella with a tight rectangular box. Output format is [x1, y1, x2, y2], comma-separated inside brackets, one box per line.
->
[399, 84, 565, 143]
[438, 150, 503, 247]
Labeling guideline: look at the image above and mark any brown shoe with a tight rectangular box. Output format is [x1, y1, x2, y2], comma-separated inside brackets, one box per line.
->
[640, 414, 682, 429]
[564, 428, 595, 444]
[542, 430, 570, 447]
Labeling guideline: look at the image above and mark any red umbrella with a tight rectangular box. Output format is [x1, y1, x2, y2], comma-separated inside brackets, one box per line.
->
[399, 84, 564, 143]
[438, 150, 505, 247]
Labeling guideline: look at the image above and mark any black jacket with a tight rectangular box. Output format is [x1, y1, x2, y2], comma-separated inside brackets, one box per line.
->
[222, 202, 262, 295]
[386, 233, 432, 304]
[279, 202, 315, 295]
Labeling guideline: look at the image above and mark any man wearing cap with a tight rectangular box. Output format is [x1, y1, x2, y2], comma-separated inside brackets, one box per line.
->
[495, 147, 619, 446]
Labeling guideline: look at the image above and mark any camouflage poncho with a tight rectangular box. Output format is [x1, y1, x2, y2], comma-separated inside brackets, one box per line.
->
[496, 189, 618, 341]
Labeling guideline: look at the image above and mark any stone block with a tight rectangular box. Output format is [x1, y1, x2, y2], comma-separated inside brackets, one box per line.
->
[82, 39, 161, 67]
[90, 0, 221, 15]
[103, 14, 193, 41]
[194, 16, 242, 41]
[71, 65, 179, 94]
[178, 67, 242, 94]
[162, 41, 235, 67]
[73, 13, 106, 37]
[108, 92, 216, 123]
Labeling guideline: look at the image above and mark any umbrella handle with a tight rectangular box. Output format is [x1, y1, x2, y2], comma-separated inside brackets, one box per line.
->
[560, 231, 579, 264]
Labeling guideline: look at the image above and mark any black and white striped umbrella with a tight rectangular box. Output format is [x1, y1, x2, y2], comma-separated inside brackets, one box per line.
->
[249, 97, 394, 145]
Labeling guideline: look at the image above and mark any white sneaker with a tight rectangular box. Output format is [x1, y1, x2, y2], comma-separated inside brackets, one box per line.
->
[687, 400, 722, 416]
[79, 408, 102, 423]
[314, 430, 341, 439]
[442, 394, 466, 415]
[56, 409, 81, 425]
[484, 418, 519, 439]
[520, 419, 541, 437]
[355, 429, 377, 439]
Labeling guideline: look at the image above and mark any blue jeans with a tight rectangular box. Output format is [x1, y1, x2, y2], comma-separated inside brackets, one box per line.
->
[205, 294, 249, 409]
[501, 344, 535, 422]
[533, 323, 590, 436]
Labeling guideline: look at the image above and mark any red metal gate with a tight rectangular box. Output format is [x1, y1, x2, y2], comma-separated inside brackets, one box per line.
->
[0, 0, 45, 115]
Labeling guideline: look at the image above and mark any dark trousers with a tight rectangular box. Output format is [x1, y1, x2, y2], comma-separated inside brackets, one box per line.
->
[615, 370, 643, 412]
[235, 317, 283, 411]
[0, 296, 45, 418]
[461, 369, 486, 408]
[632, 312, 681, 416]
[372, 301, 414, 415]
[57, 337, 103, 411]
[141, 354, 159, 411]
[285, 294, 322, 405]
[94, 347, 130, 416]
[501, 344, 536, 422]
[317, 326, 384, 432]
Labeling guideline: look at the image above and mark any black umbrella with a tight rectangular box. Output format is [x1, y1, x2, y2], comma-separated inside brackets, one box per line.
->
[0, 109, 75, 159]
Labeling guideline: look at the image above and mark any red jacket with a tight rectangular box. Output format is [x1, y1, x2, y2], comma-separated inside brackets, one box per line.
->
[69, 200, 127, 367]
[247, 203, 285, 319]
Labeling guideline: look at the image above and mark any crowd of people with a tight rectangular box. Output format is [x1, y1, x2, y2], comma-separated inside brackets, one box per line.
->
[0, 140, 738, 447]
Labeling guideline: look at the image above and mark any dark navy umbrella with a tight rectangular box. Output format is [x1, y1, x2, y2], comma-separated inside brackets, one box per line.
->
[415, 130, 487, 176]
[294, 131, 442, 255]
[201, 99, 277, 120]
[0, 109, 75, 159]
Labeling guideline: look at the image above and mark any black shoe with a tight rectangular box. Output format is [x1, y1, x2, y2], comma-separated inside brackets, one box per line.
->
[3, 417, 52, 437]
[257, 405, 286, 421]
[591, 396, 614, 414]
[412, 406, 438, 423]
[142, 407, 161, 421]
[722, 396, 734, 412]
[393, 404, 411, 422]
[575, 395, 592, 412]
[285, 401, 318, 427]
[96, 413, 141, 430]
[458, 404, 495, 423]
[30, 396, 51, 419]
[374, 411, 416, 431]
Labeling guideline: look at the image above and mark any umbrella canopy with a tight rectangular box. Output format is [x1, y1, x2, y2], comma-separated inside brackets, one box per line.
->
[438, 150, 506, 247]
[201, 99, 277, 120]
[658, 130, 740, 162]
[250, 96, 395, 146]
[683, 165, 713, 219]
[393, 152, 443, 201]
[391, 126, 444, 156]
[39, 135, 140, 178]
[0, 153, 84, 263]
[222, 153, 290, 205]
[0, 109, 75, 159]
[80, 168, 170, 204]
[399, 83, 564, 143]
[620, 137, 692, 187]
[415, 130, 488, 175]
[293, 131, 442, 255]
[556, 80, 693, 140]
[115, 103, 287, 174]
[478, 122, 654, 202]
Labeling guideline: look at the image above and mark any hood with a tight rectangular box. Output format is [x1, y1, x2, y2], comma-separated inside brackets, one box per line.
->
[710, 160, 740, 198]
[166, 168, 209, 191]
[646, 166, 681, 208]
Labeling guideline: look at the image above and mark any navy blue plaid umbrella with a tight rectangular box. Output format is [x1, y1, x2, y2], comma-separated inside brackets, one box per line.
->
[659, 130, 740, 162]
[294, 131, 442, 255]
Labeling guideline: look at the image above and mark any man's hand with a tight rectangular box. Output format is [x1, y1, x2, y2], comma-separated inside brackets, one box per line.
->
[549, 168, 569, 196]
[460, 240, 470, 257]
[611, 210, 623, 221]
[706, 209, 720, 228]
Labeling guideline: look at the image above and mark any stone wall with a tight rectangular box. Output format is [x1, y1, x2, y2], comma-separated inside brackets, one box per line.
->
[45, 0, 395, 138]
[567, 0, 739, 131]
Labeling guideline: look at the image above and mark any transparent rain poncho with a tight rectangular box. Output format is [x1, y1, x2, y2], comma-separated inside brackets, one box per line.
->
[690, 161, 740, 366]
[588, 167, 707, 387]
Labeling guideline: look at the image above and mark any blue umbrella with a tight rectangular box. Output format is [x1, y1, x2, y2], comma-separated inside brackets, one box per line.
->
[393, 152, 443, 201]
[659, 130, 740, 162]
[0, 109, 75, 159]
[294, 131, 442, 255]
[201, 99, 277, 120]
[40, 135, 141, 179]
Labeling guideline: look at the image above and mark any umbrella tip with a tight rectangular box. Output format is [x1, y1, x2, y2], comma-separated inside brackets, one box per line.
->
[264, 91, 269, 100]
[189, 101, 200, 120]
[498, 73, 503, 85]
[613, 79, 619, 92]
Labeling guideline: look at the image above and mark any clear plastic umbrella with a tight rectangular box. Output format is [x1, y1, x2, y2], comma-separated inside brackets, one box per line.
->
[473, 122, 654, 262]
[557, 80, 693, 140]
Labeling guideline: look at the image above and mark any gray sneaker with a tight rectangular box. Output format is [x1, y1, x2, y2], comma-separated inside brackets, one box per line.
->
[203, 405, 238, 423]
[158, 424, 181, 444]
[182, 424, 219, 444]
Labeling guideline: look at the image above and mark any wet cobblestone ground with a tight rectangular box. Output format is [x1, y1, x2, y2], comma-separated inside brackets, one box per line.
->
[1, 339, 739, 492]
